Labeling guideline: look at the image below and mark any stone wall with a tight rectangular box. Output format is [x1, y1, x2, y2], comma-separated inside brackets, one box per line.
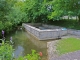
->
[22, 23, 40, 39]
[27, 23, 42, 27]
[22, 23, 68, 40]
[42, 24, 61, 29]
[68, 29, 80, 36]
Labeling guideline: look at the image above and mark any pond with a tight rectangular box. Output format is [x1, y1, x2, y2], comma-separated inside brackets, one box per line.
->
[7, 29, 48, 60]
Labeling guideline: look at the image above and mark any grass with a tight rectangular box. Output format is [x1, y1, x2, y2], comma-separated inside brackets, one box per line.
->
[56, 37, 80, 55]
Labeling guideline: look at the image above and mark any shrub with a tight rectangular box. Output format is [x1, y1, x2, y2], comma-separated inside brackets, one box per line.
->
[16, 50, 40, 60]
[26, 50, 39, 60]
[0, 41, 14, 60]
[0, 21, 4, 30]
[4, 22, 12, 33]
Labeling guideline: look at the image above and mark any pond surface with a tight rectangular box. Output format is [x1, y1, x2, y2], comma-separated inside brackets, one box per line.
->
[7, 30, 48, 60]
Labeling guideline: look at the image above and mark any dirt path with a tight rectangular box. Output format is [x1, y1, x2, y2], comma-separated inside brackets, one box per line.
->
[50, 50, 80, 60]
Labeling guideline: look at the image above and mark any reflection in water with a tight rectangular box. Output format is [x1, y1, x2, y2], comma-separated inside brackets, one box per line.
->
[14, 46, 24, 58]
[10, 30, 48, 60]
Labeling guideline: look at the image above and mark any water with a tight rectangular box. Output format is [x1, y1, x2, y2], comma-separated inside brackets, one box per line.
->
[7, 30, 48, 60]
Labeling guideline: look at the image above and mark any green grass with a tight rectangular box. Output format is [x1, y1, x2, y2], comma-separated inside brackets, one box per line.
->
[57, 37, 80, 55]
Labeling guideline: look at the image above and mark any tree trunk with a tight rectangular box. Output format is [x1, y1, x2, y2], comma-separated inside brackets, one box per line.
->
[78, 15, 80, 23]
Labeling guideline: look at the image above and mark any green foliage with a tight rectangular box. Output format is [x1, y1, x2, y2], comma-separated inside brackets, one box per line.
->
[7, 7, 27, 26]
[0, 0, 54, 34]
[16, 50, 39, 60]
[0, 0, 16, 34]
[0, 0, 27, 34]
[25, 0, 52, 23]
[26, 50, 39, 60]
[48, 0, 80, 20]
[0, 21, 4, 30]
[1, 0, 80, 35]
[0, 42, 14, 60]
[4, 22, 13, 33]
[0, 0, 14, 21]
[0, 21, 12, 34]
[16, 57, 25, 60]
[0, 21, 13, 35]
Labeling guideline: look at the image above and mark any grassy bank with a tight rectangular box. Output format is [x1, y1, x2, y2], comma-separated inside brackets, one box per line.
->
[57, 37, 80, 55]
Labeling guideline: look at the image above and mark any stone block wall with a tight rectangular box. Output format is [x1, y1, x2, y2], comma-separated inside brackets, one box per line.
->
[68, 29, 80, 36]
[22, 23, 40, 39]
[42, 24, 61, 29]
[22, 23, 68, 40]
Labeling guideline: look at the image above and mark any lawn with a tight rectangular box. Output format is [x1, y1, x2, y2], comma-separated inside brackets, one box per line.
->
[56, 37, 80, 55]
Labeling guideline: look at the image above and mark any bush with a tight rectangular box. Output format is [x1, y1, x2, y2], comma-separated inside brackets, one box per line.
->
[16, 50, 40, 60]
[0, 41, 14, 60]
[4, 22, 13, 33]
[0, 21, 4, 30]
[26, 50, 39, 60]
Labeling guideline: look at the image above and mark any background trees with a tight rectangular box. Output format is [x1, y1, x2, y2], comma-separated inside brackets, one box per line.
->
[0, 0, 80, 34]
[0, 0, 13, 34]
[48, 0, 80, 21]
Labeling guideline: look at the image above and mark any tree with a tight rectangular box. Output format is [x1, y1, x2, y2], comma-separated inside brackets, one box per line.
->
[6, 0, 27, 26]
[48, 0, 80, 21]
[0, 0, 15, 33]
[0, 0, 10, 21]
[25, 0, 53, 23]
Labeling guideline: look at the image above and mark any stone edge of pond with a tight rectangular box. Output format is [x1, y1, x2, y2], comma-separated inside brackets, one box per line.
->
[47, 40, 59, 60]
